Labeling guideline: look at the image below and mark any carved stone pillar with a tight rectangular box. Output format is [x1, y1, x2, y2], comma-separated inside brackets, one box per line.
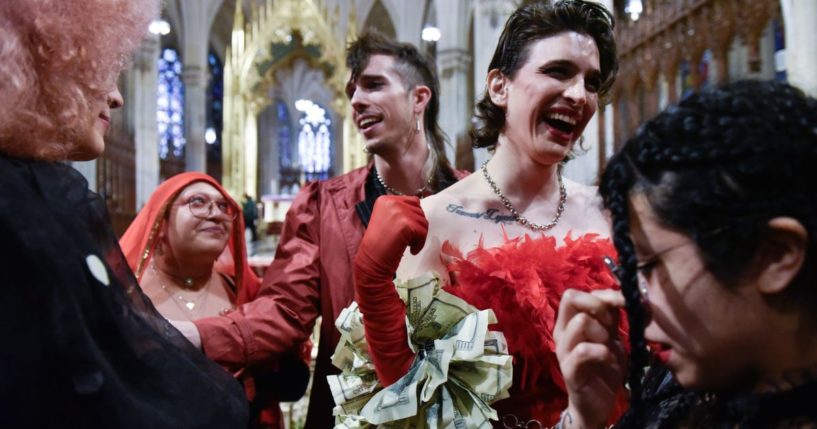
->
[709, 0, 737, 86]
[179, 0, 222, 173]
[182, 65, 207, 172]
[437, 48, 472, 165]
[470, 0, 515, 168]
[133, 33, 160, 208]
[782, 0, 817, 96]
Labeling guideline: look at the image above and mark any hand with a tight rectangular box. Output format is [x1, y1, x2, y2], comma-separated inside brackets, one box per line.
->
[554, 289, 627, 429]
[168, 319, 202, 349]
[353, 196, 428, 386]
[355, 195, 428, 280]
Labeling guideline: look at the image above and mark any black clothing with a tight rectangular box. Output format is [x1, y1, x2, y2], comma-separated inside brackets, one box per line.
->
[0, 155, 248, 428]
[615, 364, 817, 428]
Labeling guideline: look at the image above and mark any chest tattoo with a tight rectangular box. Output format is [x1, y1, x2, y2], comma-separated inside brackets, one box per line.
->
[445, 203, 515, 225]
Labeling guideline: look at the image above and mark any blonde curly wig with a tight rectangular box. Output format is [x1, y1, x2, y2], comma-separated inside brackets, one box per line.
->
[0, 0, 160, 160]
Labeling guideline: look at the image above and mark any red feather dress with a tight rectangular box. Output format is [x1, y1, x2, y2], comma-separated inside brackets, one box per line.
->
[442, 232, 629, 427]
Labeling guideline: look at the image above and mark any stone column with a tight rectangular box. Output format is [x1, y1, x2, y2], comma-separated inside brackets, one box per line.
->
[471, 0, 515, 168]
[133, 33, 160, 208]
[182, 65, 207, 172]
[781, 0, 817, 96]
[437, 48, 472, 164]
[244, 108, 258, 198]
[179, 0, 222, 172]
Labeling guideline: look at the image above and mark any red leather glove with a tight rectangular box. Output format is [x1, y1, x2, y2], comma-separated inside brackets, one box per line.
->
[354, 196, 428, 386]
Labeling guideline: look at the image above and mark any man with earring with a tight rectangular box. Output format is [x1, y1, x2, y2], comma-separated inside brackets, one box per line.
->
[174, 32, 466, 429]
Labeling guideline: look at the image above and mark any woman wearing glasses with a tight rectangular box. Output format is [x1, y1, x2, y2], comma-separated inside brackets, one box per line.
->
[0, 0, 248, 427]
[555, 80, 817, 428]
[121, 173, 252, 322]
[121, 172, 302, 428]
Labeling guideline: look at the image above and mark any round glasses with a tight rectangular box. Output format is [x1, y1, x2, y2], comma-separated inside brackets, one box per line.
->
[186, 195, 237, 220]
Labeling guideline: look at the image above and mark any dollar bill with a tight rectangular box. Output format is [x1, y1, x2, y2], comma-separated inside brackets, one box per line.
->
[330, 272, 513, 429]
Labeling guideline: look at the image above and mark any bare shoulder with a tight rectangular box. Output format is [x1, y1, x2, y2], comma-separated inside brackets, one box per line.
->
[397, 175, 501, 280]
[562, 179, 612, 237]
[420, 173, 490, 221]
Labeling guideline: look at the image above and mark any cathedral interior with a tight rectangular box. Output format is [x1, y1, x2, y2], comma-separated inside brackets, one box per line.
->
[81, 0, 811, 237]
[63, 0, 814, 424]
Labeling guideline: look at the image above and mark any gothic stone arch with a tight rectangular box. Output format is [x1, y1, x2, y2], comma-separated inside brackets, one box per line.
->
[222, 0, 363, 197]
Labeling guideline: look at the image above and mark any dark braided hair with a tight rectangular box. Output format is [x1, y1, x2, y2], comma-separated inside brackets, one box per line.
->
[472, 0, 618, 150]
[600, 80, 817, 423]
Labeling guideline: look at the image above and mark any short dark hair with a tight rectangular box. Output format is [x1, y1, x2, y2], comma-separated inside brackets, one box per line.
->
[471, 0, 618, 149]
[346, 32, 450, 170]
[600, 80, 817, 420]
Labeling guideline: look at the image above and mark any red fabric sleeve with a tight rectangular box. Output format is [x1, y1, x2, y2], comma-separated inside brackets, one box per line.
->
[353, 196, 426, 386]
[195, 182, 323, 370]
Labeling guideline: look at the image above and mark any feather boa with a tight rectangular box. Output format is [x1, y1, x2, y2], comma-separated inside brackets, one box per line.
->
[442, 232, 629, 424]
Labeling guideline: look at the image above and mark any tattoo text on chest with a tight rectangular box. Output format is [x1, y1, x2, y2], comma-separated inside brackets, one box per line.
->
[446, 204, 515, 224]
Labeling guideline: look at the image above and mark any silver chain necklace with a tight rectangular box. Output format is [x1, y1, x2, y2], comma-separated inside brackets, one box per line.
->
[481, 159, 566, 232]
[375, 167, 434, 197]
[375, 144, 436, 197]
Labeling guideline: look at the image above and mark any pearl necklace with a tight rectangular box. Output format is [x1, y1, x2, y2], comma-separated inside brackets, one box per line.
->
[480, 159, 566, 232]
[151, 261, 211, 313]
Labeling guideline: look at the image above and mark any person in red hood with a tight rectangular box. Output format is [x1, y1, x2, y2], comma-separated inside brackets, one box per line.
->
[120, 172, 301, 428]
[168, 32, 466, 429]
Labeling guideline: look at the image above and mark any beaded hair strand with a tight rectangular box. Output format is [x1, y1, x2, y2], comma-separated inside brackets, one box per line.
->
[601, 79, 817, 425]
[600, 155, 650, 423]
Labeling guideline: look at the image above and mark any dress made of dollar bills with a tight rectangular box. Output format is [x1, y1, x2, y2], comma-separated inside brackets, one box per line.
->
[329, 233, 629, 428]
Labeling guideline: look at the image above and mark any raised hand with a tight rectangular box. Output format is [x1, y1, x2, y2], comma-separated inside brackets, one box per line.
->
[554, 289, 627, 429]
[354, 196, 429, 386]
[356, 195, 428, 279]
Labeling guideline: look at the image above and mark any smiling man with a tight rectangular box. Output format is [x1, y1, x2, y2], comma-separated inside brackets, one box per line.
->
[181, 32, 466, 429]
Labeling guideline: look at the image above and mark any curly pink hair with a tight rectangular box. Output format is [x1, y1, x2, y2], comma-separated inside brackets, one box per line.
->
[0, 0, 160, 160]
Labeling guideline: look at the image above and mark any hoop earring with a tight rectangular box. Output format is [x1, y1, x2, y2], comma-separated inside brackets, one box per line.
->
[362, 145, 370, 154]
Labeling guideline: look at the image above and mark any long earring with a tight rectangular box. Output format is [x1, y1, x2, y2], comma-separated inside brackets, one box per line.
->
[415, 118, 420, 134]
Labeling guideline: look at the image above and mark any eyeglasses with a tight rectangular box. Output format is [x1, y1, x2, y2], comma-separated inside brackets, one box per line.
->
[186, 195, 237, 220]
[635, 240, 697, 278]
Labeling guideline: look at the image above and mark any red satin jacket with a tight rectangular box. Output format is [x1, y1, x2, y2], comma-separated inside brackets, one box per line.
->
[195, 164, 466, 428]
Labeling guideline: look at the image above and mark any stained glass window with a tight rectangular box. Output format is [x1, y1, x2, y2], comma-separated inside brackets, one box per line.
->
[277, 101, 300, 194]
[206, 52, 223, 178]
[157, 48, 185, 159]
[278, 101, 293, 169]
[295, 99, 333, 182]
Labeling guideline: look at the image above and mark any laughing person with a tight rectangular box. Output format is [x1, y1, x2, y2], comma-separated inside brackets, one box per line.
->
[168, 32, 466, 429]
[339, 1, 629, 427]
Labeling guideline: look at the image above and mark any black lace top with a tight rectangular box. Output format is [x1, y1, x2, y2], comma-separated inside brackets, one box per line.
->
[0, 155, 248, 428]
[614, 364, 817, 428]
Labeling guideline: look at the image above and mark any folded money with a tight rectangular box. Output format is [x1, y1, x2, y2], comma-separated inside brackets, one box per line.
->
[328, 272, 513, 428]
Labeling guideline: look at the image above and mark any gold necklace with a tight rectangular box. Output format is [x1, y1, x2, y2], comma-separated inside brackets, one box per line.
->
[481, 159, 566, 232]
[151, 261, 211, 314]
